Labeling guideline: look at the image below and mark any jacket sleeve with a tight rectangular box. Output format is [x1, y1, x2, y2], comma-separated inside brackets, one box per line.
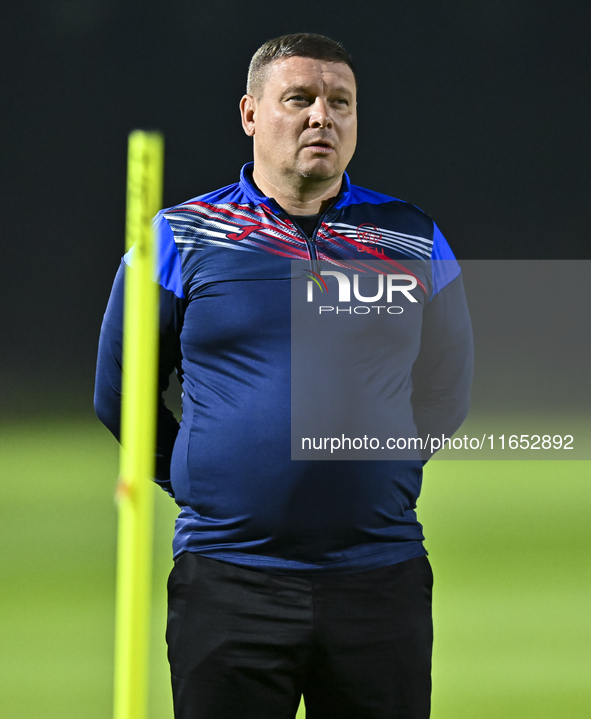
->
[411, 227, 474, 459]
[94, 258, 185, 495]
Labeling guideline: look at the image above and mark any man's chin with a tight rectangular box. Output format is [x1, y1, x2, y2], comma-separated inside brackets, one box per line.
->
[296, 162, 339, 182]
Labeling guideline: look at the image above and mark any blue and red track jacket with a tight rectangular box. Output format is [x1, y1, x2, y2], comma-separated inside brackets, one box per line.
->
[95, 163, 473, 575]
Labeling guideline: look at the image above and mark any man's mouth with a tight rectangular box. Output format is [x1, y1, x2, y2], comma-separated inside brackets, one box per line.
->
[304, 141, 334, 153]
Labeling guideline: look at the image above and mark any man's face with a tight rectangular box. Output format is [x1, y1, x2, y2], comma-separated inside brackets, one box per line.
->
[242, 56, 357, 183]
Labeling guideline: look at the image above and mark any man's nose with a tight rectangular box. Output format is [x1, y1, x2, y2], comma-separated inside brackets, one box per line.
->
[309, 98, 333, 128]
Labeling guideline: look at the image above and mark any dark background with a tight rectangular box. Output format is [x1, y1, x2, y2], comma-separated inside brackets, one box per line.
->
[3, 0, 590, 415]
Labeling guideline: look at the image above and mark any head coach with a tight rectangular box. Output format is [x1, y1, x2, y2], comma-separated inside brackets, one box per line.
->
[95, 32, 474, 719]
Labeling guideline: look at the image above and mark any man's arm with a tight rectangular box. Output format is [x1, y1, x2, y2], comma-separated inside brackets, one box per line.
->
[94, 259, 185, 495]
[411, 268, 474, 459]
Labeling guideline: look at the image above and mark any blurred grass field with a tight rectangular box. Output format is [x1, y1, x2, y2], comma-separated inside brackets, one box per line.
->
[1, 415, 589, 718]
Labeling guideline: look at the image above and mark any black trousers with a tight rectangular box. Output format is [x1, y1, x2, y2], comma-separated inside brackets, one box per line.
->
[166, 552, 433, 719]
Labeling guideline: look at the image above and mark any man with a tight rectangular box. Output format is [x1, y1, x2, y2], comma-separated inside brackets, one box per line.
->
[95, 33, 473, 719]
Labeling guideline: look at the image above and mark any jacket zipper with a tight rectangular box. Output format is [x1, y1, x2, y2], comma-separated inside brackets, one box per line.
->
[288, 210, 333, 276]
[265, 197, 335, 275]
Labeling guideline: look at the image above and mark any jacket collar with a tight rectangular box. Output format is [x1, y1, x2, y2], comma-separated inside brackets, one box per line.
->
[239, 162, 351, 211]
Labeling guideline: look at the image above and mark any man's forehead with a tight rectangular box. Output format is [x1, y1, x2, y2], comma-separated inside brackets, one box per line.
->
[266, 56, 356, 91]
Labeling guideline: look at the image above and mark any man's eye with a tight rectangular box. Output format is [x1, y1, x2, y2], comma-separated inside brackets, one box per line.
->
[334, 98, 349, 106]
[288, 95, 308, 103]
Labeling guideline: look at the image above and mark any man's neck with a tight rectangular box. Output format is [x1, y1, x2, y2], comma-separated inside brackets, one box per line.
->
[252, 165, 342, 216]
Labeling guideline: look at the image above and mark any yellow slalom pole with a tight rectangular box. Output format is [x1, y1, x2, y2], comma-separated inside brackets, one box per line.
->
[114, 130, 164, 719]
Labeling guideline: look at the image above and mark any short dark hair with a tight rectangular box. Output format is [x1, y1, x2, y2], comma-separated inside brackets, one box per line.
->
[246, 33, 356, 96]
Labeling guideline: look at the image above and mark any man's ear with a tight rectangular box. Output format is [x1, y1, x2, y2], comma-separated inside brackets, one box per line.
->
[240, 95, 256, 137]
